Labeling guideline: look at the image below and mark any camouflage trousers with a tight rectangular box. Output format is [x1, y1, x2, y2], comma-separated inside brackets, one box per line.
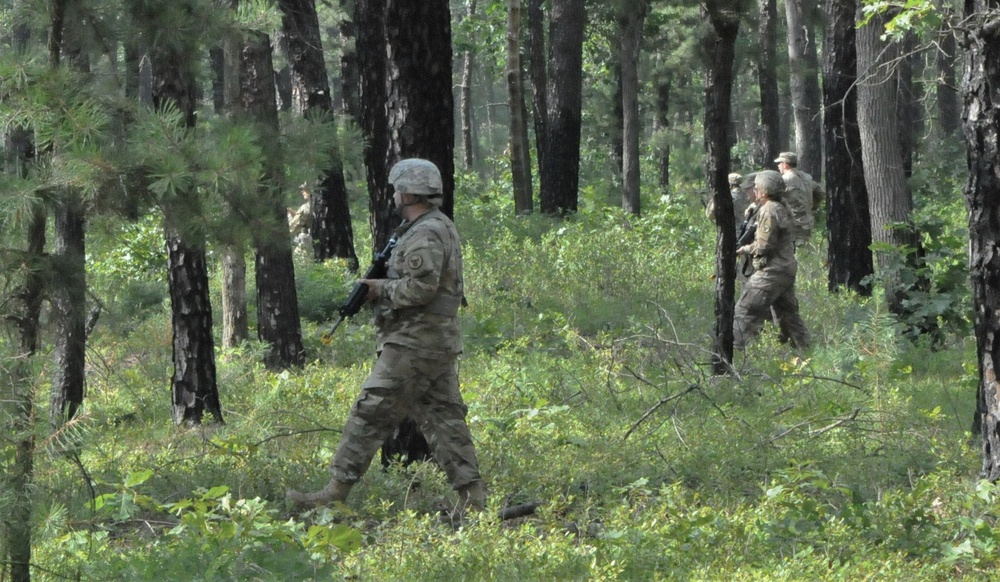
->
[734, 269, 810, 350]
[329, 344, 481, 489]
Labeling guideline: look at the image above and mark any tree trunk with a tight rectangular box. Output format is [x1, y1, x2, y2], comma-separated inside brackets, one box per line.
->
[357, 0, 393, 249]
[653, 65, 671, 191]
[703, 1, 742, 373]
[384, 0, 456, 218]
[51, 194, 87, 426]
[50, 0, 89, 428]
[221, 246, 249, 348]
[856, 8, 918, 314]
[962, 0, 1000, 477]
[461, 0, 478, 171]
[142, 1, 224, 424]
[507, 0, 534, 214]
[620, 0, 647, 215]
[3, 13, 41, 579]
[754, 0, 781, 168]
[238, 28, 306, 369]
[822, 0, 873, 295]
[339, 0, 361, 121]
[935, 0, 960, 137]
[897, 33, 921, 178]
[785, 0, 823, 178]
[221, 14, 250, 348]
[280, 0, 358, 269]
[540, 0, 585, 215]
[527, 0, 548, 183]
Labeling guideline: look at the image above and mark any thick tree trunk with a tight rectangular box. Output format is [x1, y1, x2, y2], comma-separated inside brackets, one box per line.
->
[280, 0, 358, 269]
[239, 29, 306, 369]
[620, 0, 647, 215]
[221, 246, 249, 348]
[785, 0, 823, 179]
[357, 0, 393, 249]
[962, 0, 1000, 477]
[540, 0, 585, 215]
[384, 0, 456, 219]
[822, 0, 873, 295]
[856, 9, 919, 313]
[703, 1, 742, 373]
[339, 0, 360, 121]
[754, 0, 781, 168]
[143, 2, 224, 424]
[507, 0, 534, 214]
[50, 0, 89, 428]
[528, 0, 548, 183]
[51, 195, 87, 426]
[166, 226, 223, 424]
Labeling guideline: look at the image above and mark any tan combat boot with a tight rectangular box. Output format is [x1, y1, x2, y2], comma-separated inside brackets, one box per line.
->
[457, 480, 487, 512]
[286, 479, 353, 510]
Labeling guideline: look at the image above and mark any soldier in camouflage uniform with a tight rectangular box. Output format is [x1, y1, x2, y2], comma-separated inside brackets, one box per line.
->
[287, 159, 485, 514]
[734, 171, 810, 349]
[774, 152, 824, 245]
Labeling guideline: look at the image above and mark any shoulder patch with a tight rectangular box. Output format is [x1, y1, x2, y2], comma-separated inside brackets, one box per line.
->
[407, 254, 424, 270]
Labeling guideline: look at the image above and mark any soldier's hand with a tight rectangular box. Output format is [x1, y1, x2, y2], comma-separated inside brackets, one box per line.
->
[359, 279, 383, 303]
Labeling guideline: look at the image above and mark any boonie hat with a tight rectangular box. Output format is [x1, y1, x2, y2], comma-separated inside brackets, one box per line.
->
[774, 152, 798, 166]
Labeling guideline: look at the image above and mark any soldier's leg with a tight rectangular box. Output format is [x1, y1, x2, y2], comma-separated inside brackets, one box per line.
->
[734, 278, 779, 348]
[328, 346, 418, 484]
[409, 356, 482, 490]
[772, 286, 810, 350]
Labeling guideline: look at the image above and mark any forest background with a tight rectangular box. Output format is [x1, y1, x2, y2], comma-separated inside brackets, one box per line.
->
[2, 0, 1000, 580]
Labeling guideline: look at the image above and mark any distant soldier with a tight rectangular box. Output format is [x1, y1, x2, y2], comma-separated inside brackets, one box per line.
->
[734, 171, 810, 350]
[287, 183, 312, 248]
[706, 172, 752, 229]
[774, 152, 824, 245]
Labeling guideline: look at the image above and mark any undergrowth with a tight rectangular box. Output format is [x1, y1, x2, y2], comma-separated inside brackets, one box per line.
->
[7, 176, 994, 581]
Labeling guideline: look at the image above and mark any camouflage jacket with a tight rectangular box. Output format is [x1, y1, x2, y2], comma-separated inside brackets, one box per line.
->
[374, 209, 464, 355]
[745, 199, 797, 275]
[781, 169, 824, 241]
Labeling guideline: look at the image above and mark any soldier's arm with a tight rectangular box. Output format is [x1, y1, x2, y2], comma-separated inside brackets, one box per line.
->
[378, 229, 445, 308]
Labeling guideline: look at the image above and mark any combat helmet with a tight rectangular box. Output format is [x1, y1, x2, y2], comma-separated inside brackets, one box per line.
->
[388, 158, 443, 206]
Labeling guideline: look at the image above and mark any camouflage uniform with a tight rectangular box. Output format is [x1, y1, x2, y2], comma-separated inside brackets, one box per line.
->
[733, 178, 810, 349]
[774, 153, 825, 244]
[329, 209, 481, 489]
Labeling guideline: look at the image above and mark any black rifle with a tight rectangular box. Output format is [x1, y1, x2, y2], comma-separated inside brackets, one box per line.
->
[324, 235, 398, 337]
[736, 208, 758, 277]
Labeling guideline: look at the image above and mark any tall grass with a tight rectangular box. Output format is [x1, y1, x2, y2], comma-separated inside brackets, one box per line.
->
[17, 181, 994, 581]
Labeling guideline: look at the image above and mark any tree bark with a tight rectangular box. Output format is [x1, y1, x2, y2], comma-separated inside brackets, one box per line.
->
[221, 246, 249, 348]
[384, 0, 456, 219]
[823, 0, 873, 295]
[935, 0, 961, 137]
[238, 28, 306, 369]
[785, 0, 823, 178]
[962, 0, 1000, 478]
[507, 0, 534, 214]
[540, 0, 585, 215]
[280, 0, 358, 269]
[527, 0, 548, 183]
[702, 1, 743, 373]
[754, 0, 781, 168]
[50, 0, 89, 428]
[339, 0, 361, 121]
[139, 1, 224, 424]
[620, 0, 648, 215]
[357, 0, 393, 249]
[461, 0, 478, 171]
[653, 64, 671, 191]
[856, 8, 919, 313]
